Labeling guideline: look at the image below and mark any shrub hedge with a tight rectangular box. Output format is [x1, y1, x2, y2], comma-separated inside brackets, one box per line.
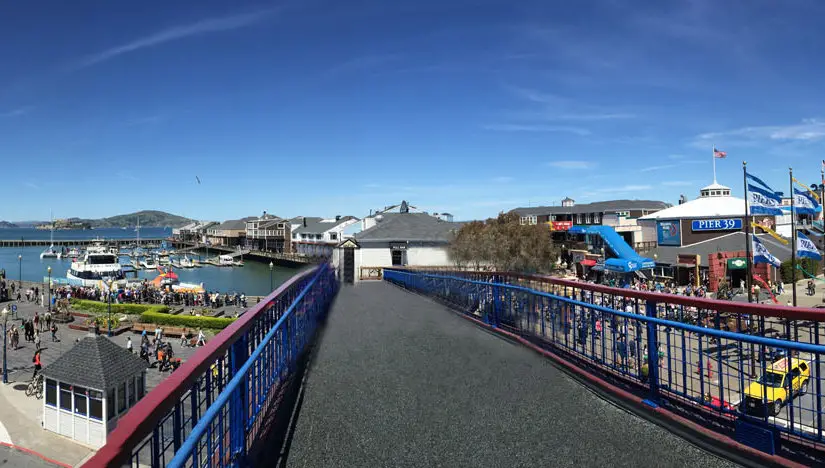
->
[779, 258, 821, 284]
[139, 311, 235, 330]
[70, 299, 169, 315]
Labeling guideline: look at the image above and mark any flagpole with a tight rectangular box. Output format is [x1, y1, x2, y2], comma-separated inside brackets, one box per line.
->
[790, 167, 797, 308]
[713, 145, 717, 184]
[743, 161, 752, 303]
[821, 166, 824, 302]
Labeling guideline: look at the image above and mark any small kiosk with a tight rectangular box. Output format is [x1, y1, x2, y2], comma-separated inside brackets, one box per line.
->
[42, 335, 148, 448]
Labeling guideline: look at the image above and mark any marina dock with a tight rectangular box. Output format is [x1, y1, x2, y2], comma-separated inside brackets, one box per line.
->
[0, 238, 167, 248]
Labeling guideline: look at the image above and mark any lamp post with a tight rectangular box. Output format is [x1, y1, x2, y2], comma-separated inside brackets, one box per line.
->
[2, 307, 7, 384]
[107, 279, 113, 337]
[269, 261, 274, 291]
[47, 266, 52, 312]
[17, 255, 21, 292]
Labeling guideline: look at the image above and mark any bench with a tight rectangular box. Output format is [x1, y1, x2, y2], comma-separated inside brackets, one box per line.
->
[131, 323, 190, 338]
[170, 308, 185, 316]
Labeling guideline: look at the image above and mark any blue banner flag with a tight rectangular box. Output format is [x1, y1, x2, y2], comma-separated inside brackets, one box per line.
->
[793, 188, 820, 215]
[746, 172, 775, 192]
[747, 183, 783, 215]
[752, 236, 782, 267]
[797, 232, 822, 261]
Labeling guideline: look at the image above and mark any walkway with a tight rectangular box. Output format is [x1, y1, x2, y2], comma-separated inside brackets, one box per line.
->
[284, 282, 736, 467]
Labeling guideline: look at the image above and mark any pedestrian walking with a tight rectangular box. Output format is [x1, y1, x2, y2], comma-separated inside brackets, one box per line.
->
[126, 336, 133, 353]
[34, 331, 41, 351]
[32, 349, 42, 379]
[51, 324, 59, 342]
[11, 327, 19, 350]
[196, 328, 206, 347]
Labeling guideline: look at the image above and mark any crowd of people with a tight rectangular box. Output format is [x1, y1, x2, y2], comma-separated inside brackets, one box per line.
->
[53, 282, 249, 309]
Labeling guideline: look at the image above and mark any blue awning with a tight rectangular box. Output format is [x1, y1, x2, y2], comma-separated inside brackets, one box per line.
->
[568, 226, 587, 235]
[604, 257, 656, 273]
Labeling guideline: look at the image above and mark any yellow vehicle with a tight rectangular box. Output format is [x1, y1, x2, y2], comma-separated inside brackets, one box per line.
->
[743, 357, 810, 416]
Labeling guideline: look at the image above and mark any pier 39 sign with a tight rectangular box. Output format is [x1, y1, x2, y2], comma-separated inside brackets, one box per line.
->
[691, 218, 742, 232]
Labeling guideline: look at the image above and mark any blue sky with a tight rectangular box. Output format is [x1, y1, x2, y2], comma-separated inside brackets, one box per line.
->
[2, 0, 825, 222]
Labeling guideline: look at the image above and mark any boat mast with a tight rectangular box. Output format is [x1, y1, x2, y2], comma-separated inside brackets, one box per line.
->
[49, 209, 54, 248]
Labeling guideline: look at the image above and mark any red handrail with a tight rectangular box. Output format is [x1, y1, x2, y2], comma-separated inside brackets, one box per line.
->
[86, 266, 321, 467]
[426, 270, 825, 322]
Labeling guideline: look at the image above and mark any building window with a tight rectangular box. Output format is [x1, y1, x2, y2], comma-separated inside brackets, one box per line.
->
[330, 232, 338, 241]
[530, 216, 537, 225]
[577, 214, 582, 224]
[107, 388, 116, 420]
[89, 390, 103, 420]
[118, 382, 127, 413]
[391, 250, 403, 266]
[520, 217, 528, 225]
[128, 379, 136, 407]
[46, 379, 57, 407]
[137, 375, 145, 399]
[617, 211, 629, 217]
[596, 213, 602, 224]
[59, 383, 72, 411]
[292, 234, 297, 239]
[74, 386, 88, 416]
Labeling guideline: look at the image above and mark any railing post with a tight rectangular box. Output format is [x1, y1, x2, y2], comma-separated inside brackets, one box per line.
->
[644, 299, 660, 407]
[491, 284, 501, 328]
[229, 333, 249, 463]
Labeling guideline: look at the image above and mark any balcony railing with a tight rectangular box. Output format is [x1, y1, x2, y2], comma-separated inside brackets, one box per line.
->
[85, 263, 338, 467]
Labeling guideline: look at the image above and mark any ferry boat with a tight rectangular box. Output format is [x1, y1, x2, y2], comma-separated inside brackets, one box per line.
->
[66, 243, 124, 286]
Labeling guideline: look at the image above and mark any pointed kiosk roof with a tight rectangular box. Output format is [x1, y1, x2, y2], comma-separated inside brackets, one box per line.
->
[42, 335, 148, 390]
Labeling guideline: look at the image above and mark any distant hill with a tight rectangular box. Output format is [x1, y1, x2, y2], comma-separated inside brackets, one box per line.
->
[0, 221, 18, 228]
[81, 210, 194, 228]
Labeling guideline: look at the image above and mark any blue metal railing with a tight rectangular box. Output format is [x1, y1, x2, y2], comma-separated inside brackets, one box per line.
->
[384, 269, 825, 457]
[87, 263, 338, 467]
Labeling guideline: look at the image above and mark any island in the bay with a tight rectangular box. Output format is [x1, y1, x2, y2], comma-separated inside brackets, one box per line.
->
[0, 221, 19, 228]
[32, 210, 194, 230]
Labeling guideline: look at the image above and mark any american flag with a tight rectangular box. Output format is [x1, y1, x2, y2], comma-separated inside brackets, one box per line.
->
[713, 147, 727, 159]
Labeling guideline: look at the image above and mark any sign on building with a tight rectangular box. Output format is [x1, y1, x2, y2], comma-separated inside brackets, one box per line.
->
[691, 218, 742, 232]
[656, 220, 681, 246]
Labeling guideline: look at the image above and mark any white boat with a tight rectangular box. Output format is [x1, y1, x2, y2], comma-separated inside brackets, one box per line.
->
[66, 242, 124, 286]
[141, 257, 158, 270]
[179, 257, 194, 268]
[158, 255, 172, 266]
[67, 247, 82, 259]
[219, 255, 234, 266]
[40, 210, 62, 259]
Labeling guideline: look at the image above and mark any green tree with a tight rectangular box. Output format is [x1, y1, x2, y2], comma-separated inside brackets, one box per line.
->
[779, 258, 822, 284]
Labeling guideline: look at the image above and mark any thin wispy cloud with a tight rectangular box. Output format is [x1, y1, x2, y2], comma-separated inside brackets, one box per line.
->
[1, 106, 34, 118]
[594, 184, 652, 193]
[492, 176, 514, 183]
[546, 160, 595, 170]
[506, 87, 636, 122]
[695, 119, 825, 147]
[23, 181, 40, 190]
[640, 164, 677, 172]
[322, 54, 402, 77]
[72, 9, 278, 70]
[483, 124, 591, 135]
[125, 115, 166, 126]
[661, 180, 696, 187]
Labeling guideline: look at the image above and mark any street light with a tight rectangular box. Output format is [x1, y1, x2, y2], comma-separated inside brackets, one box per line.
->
[17, 255, 22, 292]
[269, 261, 274, 291]
[107, 279, 113, 337]
[2, 307, 8, 384]
[47, 266, 52, 312]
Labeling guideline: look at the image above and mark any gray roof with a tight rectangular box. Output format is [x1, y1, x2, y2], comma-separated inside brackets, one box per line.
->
[215, 219, 247, 230]
[290, 216, 323, 226]
[293, 216, 357, 234]
[42, 336, 148, 390]
[646, 232, 792, 267]
[355, 213, 463, 243]
[513, 199, 670, 217]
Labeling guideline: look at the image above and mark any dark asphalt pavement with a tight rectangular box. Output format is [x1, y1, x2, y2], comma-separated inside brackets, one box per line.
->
[285, 282, 738, 468]
[0, 446, 61, 468]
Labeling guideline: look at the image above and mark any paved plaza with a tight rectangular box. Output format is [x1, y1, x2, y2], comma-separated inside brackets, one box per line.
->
[0, 299, 229, 467]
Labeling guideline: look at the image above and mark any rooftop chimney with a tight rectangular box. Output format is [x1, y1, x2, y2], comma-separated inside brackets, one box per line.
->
[303, 217, 307, 227]
[335, 215, 341, 221]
